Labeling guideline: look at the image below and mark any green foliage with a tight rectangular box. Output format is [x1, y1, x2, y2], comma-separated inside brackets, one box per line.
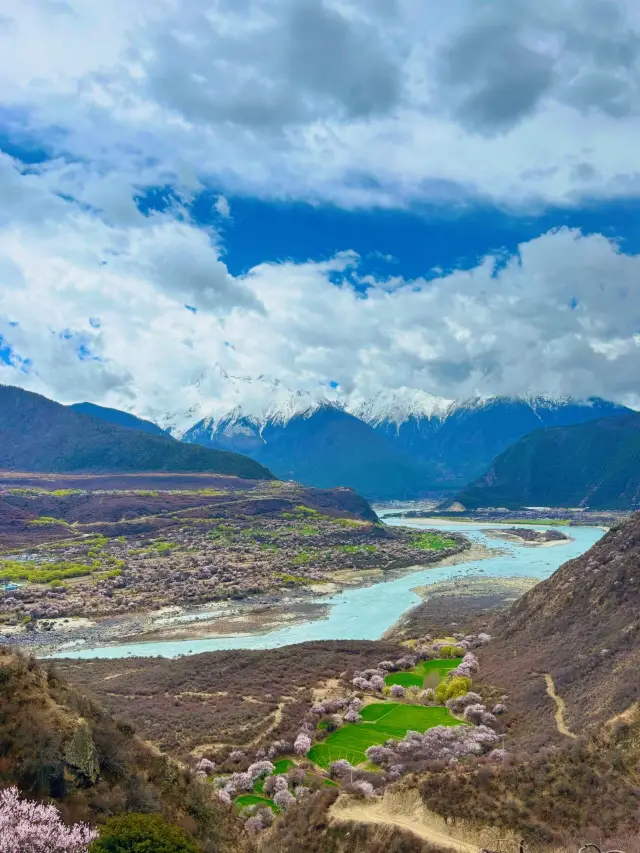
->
[29, 516, 70, 527]
[89, 813, 200, 853]
[150, 540, 178, 555]
[438, 644, 465, 658]
[435, 676, 472, 704]
[291, 552, 312, 566]
[235, 794, 278, 813]
[0, 559, 102, 584]
[411, 532, 457, 550]
[276, 573, 313, 585]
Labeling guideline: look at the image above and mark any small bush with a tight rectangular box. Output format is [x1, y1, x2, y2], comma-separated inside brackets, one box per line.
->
[89, 813, 200, 853]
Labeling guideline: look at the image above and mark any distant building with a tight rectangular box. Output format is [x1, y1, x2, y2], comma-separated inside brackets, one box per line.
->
[1, 582, 20, 591]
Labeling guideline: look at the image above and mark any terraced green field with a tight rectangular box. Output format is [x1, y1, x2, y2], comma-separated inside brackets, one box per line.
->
[235, 794, 278, 812]
[384, 657, 462, 689]
[307, 702, 462, 768]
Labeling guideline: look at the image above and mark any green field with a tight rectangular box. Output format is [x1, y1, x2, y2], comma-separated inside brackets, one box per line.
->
[235, 794, 278, 812]
[384, 657, 462, 689]
[307, 702, 462, 768]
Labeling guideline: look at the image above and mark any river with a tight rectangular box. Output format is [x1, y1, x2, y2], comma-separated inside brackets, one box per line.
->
[58, 518, 603, 660]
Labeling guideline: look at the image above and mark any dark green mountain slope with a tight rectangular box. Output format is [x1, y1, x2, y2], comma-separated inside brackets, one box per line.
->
[0, 385, 273, 479]
[453, 412, 640, 510]
[70, 402, 169, 436]
[187, 405, 437, 500]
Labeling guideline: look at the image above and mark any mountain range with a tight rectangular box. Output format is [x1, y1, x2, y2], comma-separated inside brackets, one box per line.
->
[0, 385, 272, 480]
[176, 383, 631, 499]
[452, 411, 640, 510]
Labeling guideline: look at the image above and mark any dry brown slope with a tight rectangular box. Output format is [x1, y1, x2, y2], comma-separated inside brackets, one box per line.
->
[480, 515, 640, 747]
[0, 648, 249, 853]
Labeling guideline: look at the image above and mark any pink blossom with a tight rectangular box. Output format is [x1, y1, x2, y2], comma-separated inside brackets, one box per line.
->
[328, 759, 354, 778]
[344, 709, 361, 723]
[369, 675, 385, 692]
[196, 757, 215, 774]
[229, 749, 245, 762]
[390, 684, 405, 698]
[244, 815, 264, 834]
[352, 780, 376, 798]
[273, 789, 296, 810]
[0, 787, 98, 853]
[294, 733, 312, 755]
[463, 704, 487, 725]
[248, 760, 275, 779]
[216, 789, 232, 805]
[492, 703, 507, 715]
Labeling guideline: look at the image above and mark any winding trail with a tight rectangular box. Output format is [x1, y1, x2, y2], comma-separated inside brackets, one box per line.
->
[542, 673, 577, 739]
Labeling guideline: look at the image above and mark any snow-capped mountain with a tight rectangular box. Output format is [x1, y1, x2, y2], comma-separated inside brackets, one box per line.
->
[77, 368, 634, 499]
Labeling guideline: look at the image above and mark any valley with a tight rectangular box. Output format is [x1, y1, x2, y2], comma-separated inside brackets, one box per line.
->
[0, 474, 472, 657]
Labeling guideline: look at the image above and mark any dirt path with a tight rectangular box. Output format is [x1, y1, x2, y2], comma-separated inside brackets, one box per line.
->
[331, 792, 490, 853]
[542, 673, 576, 739]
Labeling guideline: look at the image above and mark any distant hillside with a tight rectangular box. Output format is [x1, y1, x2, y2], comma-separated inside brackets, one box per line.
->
[0, 385, 273, 479]
[0, 648, 247, 852]
[363, 395, 632, 487]
[480, 513, 640, 747]
[453, 412, 640, 510]
[185, 404, 438, 500]
[70, 401, 169, 436]
[178, 378, 630, 497]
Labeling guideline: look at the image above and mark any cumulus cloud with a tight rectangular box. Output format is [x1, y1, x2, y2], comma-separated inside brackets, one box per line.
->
[1, 159, 640, 424]
[2, 0, 640, 208]
[1, 0, 639, 421]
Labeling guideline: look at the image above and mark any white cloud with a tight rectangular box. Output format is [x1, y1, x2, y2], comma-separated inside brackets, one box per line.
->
[214, 196, 231, 219]
[1, 158, 640, 424]
[1, 0, 639, 421]
[1, 0, 640, 209]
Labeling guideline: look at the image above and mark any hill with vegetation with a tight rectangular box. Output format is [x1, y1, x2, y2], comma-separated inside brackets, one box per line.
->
[451, 412, 640, 510]
[0, 385, 273, 480]
[0, 648, 249, 853]
[479, 512, 640, 748]
[70, 401, 169, 436]
[185, 404, 440, 500]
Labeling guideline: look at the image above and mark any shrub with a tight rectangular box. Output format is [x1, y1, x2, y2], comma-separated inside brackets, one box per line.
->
[88, 814, 200, 853]
[435, 676, 472, 704]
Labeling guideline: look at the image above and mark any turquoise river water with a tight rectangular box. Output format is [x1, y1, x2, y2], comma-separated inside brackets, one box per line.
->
[60, 517, 603, 660]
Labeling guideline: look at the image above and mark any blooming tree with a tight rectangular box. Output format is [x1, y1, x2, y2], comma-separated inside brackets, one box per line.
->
[195, 758, 215, 775]
[273, 789, 296, 810]
[0, 787, 98, 853]
[390, 684, 405, 698]
[294, 733, 312, 756]
[228, 750, 245, 762]
[369, 675, 385, 692]
[344, 709, 361, 723]
[247, 761, 275, 780]
[352, 780, 376, 798]
[328, 759, 354, 778]
[244, 815, 263, 834]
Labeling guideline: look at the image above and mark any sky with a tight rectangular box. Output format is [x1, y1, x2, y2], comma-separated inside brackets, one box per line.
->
[1, 0, 640, 425]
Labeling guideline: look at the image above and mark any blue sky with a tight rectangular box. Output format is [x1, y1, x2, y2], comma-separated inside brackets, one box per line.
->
[1, 0, 640, 424]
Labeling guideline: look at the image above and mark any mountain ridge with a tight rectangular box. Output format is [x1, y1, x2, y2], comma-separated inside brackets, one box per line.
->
[452, 411, 640, 510]
[0, 385, 273, 480]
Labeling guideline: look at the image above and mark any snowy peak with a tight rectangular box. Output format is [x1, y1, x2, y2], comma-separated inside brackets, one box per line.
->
[352, 389, 454, 427]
